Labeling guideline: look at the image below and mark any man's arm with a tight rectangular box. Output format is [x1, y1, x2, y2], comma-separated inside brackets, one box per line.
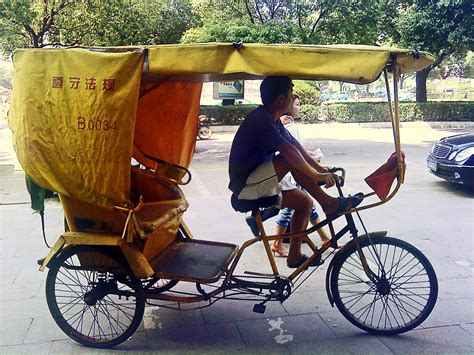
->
[277, 142, 336, 187]
[292, 139, 328, 173]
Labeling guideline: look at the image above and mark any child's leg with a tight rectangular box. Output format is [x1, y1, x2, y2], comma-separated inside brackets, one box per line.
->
[309, 205, 331, 243]
[312, 217, 331, 243]
[272, 208, 293, 256]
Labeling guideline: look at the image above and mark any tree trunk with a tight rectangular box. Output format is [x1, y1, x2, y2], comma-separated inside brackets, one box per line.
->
[415, 68, 430, 102]
[400, 74, 407, 89]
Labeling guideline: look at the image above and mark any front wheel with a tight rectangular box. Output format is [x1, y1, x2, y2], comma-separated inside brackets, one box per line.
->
[330, 236, 437, 335]
[46, 246, 145, 348]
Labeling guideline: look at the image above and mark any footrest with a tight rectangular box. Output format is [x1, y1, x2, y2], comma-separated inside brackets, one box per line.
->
[150, 239, 238, 283]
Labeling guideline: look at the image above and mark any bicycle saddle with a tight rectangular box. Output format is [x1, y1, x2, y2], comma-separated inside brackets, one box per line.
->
[230, 194, 279, 214]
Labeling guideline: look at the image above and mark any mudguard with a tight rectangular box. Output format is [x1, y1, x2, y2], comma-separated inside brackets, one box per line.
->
[325, 231, 388, 306]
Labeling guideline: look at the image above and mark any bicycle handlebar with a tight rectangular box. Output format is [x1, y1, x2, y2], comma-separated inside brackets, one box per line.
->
[329, 167, 346, 188]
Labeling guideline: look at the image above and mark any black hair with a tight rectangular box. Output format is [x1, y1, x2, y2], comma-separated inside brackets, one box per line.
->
[260, 76, 293, 106]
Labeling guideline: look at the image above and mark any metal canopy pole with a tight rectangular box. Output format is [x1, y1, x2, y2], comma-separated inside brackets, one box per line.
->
[350, 59, 404, 213]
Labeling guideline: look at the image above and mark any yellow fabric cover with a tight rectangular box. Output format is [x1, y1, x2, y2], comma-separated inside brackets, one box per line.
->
[146, 43, 435, 83]
[9, 48, 144, 207]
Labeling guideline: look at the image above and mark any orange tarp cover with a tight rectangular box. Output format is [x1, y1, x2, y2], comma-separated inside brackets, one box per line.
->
[133, 82, 203, 168]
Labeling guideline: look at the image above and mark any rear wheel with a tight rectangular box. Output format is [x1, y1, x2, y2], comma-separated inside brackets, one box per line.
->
[330, 236, 437, 335]
[46, 246, 145, 348]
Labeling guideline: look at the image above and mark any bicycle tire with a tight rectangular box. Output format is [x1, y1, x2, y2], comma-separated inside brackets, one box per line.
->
[46, 246, 145, 348]
[330, 235, 437, 335]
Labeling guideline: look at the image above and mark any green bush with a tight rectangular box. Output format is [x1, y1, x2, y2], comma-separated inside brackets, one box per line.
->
[300, 104, 318, 122]
[409, 102, 473, 121]
[200, 104, 258, 125]
[293, 80, 320, 105]
[318, 101, 474, 123]
[201, 101, 473, 125]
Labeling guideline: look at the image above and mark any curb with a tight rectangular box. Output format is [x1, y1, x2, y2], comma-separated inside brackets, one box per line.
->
[211, 121, 474, 133]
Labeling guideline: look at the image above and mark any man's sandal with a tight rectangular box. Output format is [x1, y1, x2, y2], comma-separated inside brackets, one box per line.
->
[287, 254, 324, 269]
[326, 193, 365, 219]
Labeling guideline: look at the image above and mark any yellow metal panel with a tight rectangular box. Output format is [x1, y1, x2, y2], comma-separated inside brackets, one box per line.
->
[118, 239, 155, 279]
[62, 232, 121, 246]
[38, 237, 66, 271]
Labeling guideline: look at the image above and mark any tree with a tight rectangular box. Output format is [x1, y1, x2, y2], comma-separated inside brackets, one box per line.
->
[147, 1, 198, 44]
[182, 0, 382, 45]
[0, 0, 196, 58]
[430, 52, 473, 79]
[382, 0, 473, 102]
[0, 0, 72, 55]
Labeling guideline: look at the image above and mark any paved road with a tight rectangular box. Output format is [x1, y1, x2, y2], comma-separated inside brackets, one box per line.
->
[0, 123, 473, 353]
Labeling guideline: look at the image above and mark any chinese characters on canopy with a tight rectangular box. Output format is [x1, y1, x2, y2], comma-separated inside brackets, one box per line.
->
[52, 76, 115, 91]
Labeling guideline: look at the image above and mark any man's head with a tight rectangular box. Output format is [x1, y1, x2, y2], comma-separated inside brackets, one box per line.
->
[260, 76, 293, 108]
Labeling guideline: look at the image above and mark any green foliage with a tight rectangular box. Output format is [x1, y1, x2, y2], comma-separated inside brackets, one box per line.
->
[319, 101, 474, 123]
[293, 80, 320, 105]
[181, 18, 298, 44]
[147, 0, 199, 45]
[200, 102, 474, 125]
[317, 0, 382, 45]
[393, 1, 473, 58]
[318, 102, 389, 122]
[300, 104, 318, 122]
[0, 0, 195, 57]
[380, 0, 473, 101]
[182, 0, 381, 45]
[50, 1, 157, 47]
[200, 104, 258, 125]
[400, 102, 474, 122]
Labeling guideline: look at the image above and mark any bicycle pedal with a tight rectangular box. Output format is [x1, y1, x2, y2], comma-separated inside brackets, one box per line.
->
[253, 303, 266, 314]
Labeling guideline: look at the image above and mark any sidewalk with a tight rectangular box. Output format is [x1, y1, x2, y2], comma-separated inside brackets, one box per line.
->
[1, 121, 473, 354]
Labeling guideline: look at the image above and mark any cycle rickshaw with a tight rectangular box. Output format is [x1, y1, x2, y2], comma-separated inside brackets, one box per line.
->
[8, 43, 438, 348]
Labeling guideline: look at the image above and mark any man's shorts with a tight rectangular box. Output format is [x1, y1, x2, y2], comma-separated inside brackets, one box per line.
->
[238, 161, 281, 200]
[279, 172, 298, 191]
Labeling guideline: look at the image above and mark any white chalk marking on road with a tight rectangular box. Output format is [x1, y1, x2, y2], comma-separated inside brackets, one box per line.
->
[143, 306, 161, 329]
[268, 317, 294, 344]
[454, 260, 471, 267]
[188, 167, 212, 198]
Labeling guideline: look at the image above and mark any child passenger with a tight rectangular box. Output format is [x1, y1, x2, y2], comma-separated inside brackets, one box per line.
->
[271, 95, 334, 258]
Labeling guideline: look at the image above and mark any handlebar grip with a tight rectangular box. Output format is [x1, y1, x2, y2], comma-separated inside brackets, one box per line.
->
[329, 167, 346, 187]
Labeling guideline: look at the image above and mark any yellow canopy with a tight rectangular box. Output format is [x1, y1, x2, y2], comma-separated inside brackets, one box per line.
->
[9, 43, 434, 208]
[144, 43, 434, 83]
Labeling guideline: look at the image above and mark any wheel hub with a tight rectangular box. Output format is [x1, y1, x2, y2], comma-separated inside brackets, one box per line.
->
[84, 281, 118, 305]
[376, 278, 391, 295]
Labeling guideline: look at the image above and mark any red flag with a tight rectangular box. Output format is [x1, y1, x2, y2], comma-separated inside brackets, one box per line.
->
[365, 152, 405, 200]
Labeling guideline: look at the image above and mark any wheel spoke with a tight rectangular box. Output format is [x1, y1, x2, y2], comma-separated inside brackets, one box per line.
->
[332, 237, 437, 334]
[46, 247, 144, 347]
